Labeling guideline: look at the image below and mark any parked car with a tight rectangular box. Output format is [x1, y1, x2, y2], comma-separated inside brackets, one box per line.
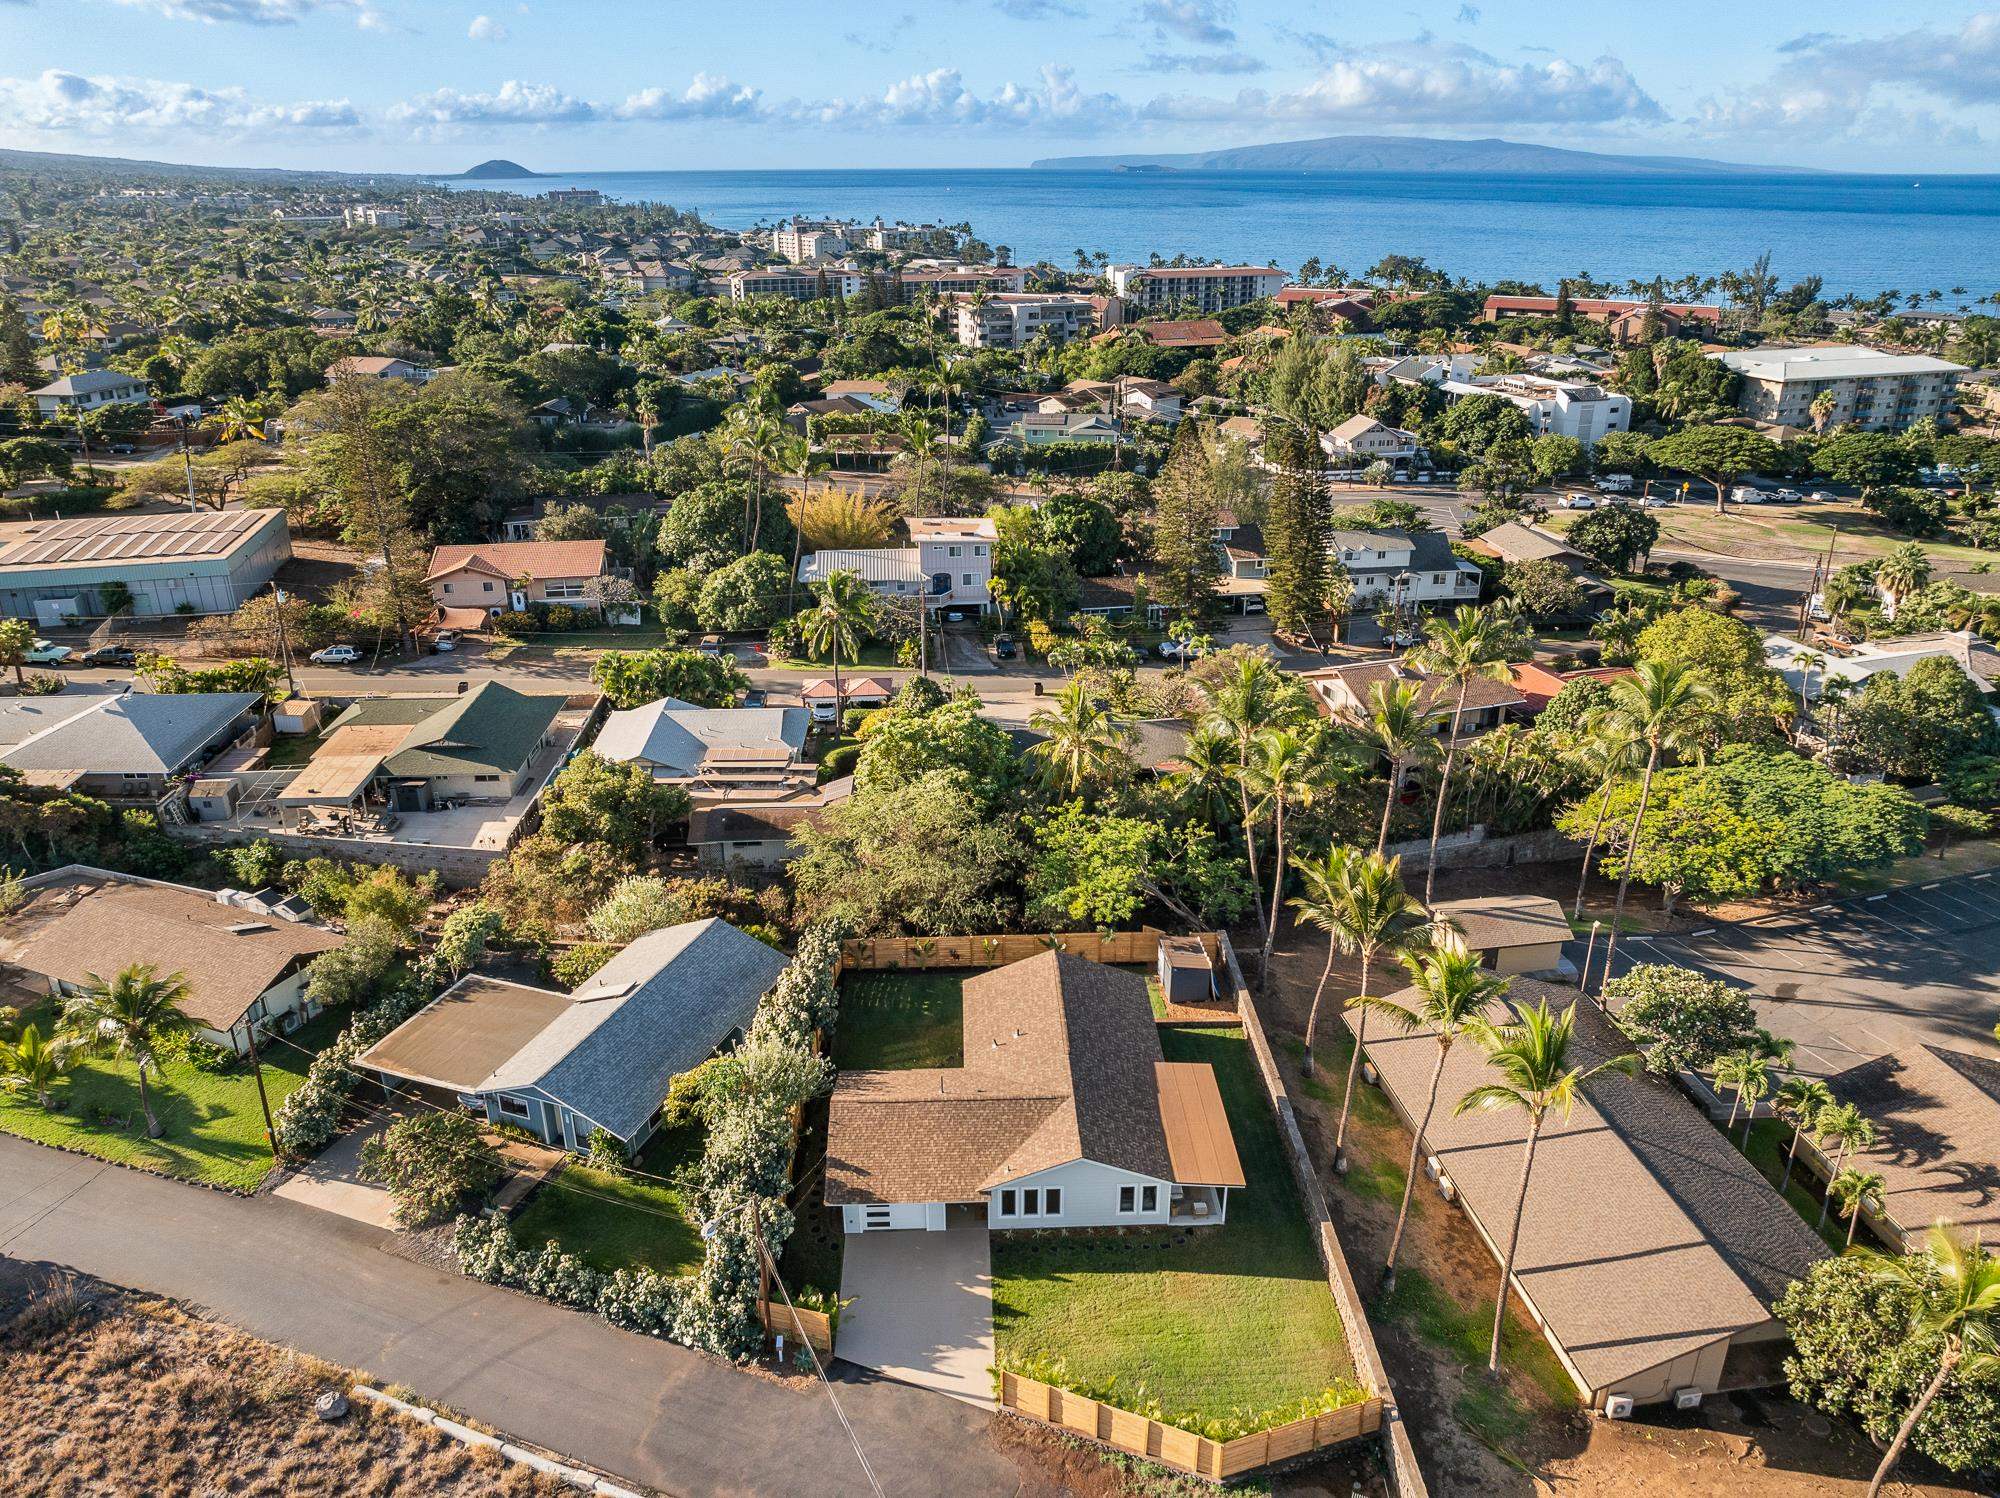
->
[696, 634, 725, 658]
[24, 640, 71, 666]
[1808, 489, 1837, 503]
[1771, 488, 1803, 503]
[1730, 486, 1765, 505]
[1156, 637, 1207, 661]
[309, 644, 362, 665]
[1807, 592, 1832, 622]
[1385, 629, 1423, 649]
[1556, 493, 1598, 510]
[1595, 474, 1635, 493]
[992, 634, 1017, 660]
[1639, 494, 1672, 509]
[431, 629, 459, 653]
[77, 645, 136, 667]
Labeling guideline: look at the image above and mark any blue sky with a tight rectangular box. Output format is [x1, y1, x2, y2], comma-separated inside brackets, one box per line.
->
[2, 1, 1997, 173]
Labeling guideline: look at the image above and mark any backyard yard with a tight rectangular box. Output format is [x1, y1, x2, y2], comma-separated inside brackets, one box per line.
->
[990, 1024, 1357, 1419]
[507, 1122, 705, 1276]
[0, 1002, 342, 1191]
[832, 969, 965, 1071]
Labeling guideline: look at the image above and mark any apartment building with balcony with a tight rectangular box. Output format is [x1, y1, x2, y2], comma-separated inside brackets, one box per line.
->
[1711, 346, 1968, 432]
[771, 219, 852, 262]
[1107, 263, 1286, 314]
[729, 266, 866, 302]
[951, 292, 1096, 348]
[1437, 372, 1632, 447]
[798, 517, 997, 615]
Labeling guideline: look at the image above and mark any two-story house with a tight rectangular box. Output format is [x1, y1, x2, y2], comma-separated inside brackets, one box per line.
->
[426, 539, 612, 617]
[1322, 415, 1421, 466]
[799, 517, 997, 617]
[1332, 528, 1485, 611]
[29, 370, 151, 420]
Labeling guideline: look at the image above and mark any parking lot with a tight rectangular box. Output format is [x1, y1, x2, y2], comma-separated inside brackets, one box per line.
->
[1591, 870, 2000, 1079]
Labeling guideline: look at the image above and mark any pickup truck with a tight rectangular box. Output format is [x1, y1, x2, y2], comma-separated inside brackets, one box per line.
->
[24, 640, 71, 666]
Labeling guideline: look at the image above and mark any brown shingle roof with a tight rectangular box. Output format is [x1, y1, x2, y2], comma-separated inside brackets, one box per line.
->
[1358, 978, 1823, 1395]
[826, 953, 1214, 1205]
[1827, 1042, 2000, 1245]
[425, 539, 607, 583]
[1304, 660, 1525, 717]
[1431, 894, 1571, 951]
[0, 871, 344, 1030]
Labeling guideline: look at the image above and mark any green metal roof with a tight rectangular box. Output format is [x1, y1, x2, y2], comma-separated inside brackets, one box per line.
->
[332, 682, 564, 781]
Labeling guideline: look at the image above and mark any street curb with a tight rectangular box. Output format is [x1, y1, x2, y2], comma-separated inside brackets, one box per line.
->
[349, 1384, 654, 1497]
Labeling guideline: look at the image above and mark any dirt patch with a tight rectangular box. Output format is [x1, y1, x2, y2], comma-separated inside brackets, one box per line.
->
[0, 1271, 573, 1497]
[1254, 913, 1980, 1497]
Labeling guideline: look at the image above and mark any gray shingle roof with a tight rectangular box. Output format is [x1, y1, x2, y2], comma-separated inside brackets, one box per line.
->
[593, 699, 807, 777]
[0, 691, 260, 776]
[331, 682, 563, 780]
[483, 918, 789, 1141]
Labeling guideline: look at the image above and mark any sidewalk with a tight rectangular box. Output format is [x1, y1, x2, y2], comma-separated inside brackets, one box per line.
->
[0, 1134, 1024, 1498]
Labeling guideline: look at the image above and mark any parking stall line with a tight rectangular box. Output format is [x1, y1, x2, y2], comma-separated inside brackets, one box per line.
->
[1898, 884, 1994, 928]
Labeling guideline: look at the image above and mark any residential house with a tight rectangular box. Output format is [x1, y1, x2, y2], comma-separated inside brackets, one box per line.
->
[1430, 894, 1572, 976]
[426, 539, 611, 616]
[1358, 979, 1826, 1409]
[0, 690, 262, 801]
[1464, 522, 1611, 597]
[1712, 347, 1967, 433]
[1507, 662, 1633, 716]
[685, 776, 854, 871]
[1437, 372, 1632, 447]
[0, 866, 346, 1056]
[1304, 658, 1525, 736]
[826, 952, 1245, 1233]
[1216, 521, 1267, 584]
[27, 369, 151, 419]
[1107, 265, 1285, 314]
[498, 491, 669, 543]
[821, 379, 901, 413]
[1480, 295, 1723, 340]
[800, 516, 996, 616]
[594, 696, 811, 794]
[1016, 411, 1120, 446]
[1763, 631, 1999, 699]
[1129, 318, 1228, 350]
[361, 919, 789, 1154]
[1330, 528, 1486, 611]
[1117, 378, 1183, 424]
[325, 355, 435, 384]
[799, 676, 894, 724]
[1322, 415, 1420, 466]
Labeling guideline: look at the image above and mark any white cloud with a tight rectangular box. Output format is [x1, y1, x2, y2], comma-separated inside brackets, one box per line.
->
[992, 0, 1081, 16]
[615, 74, 762, 121]
[1141, 52, 1266, 76]
[0, 68, 359, 134]
[811, 65, 1132, 133]
[390, 79, 595, 126]
[1142, 0, 1234, 46]
[467, 13, 506, 41]
[111, 0, 381, 23]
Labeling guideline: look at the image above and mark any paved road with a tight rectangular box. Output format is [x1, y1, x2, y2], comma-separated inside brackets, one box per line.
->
[0, 1135, 1031, 1498]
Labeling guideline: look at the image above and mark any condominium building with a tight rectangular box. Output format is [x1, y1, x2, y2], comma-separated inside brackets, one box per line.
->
[1437, 372, 1632, 446]
[862, 217, 954, 252]
[897, 265, 1029, 299]
[343, 205, 405, 229]
[951, 292, 1095, 349]
[1107, 264, 1286, 314]
[544, 188, 604, 207]
[729, 266, 866, 302]
[771, 219, 851, 262]
[1711, 346, 1968, 432]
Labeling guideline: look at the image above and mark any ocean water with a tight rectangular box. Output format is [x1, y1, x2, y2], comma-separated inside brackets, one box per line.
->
[442, 167, 2000, 301]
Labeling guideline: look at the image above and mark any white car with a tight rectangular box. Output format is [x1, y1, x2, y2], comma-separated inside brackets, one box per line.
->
[24, 640, 71, 666]
[431, 630, 459, 653]
[1730, 486, 1765, 505]
[1639, 494, 1672, 508]
[1556, 493, 1597, 510]
[309, 644, 362, 665]
[1808, 489, 1837, 502]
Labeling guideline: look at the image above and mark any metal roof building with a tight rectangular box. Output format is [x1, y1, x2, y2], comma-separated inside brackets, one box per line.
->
[0, 507, 292, 621]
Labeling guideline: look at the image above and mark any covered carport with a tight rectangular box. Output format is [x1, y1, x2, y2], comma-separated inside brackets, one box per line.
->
[274, 722, 404, 831]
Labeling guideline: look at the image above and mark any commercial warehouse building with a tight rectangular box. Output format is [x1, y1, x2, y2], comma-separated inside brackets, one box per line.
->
[0, 508, 292, 621]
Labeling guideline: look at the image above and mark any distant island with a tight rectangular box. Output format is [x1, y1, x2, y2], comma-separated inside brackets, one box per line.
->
[1032, 134, 1807, 176]
[458, 159, 540, 180]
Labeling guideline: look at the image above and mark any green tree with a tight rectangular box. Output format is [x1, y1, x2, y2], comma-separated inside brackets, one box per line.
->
[1411, 606, 1517, 903]
[0, 618, 38, 689]
[1646, 425, 1779, 513]
[62, 963, 195, 1139]
[796, 569, 879, 714]
[1027, 802, 1253, 928]
[1563, 505, 1660, 573]
[590, 647, 747, 709]
[1873, 542, 1933, 614]
[1772, 1077, 1835, 1192]
[1838, 656, 2000, 782]
[1356, 934, 1508, 1290]
[1595, 662, 1713, 974]
[359, 1111, 504, 1227]
[538, 751, 691, 867]
[434, 901, 503, 978]
[696, 550, 791, 632]
[0, 1022, 82, 1109]
[1026, 678, 1134, 799]
[1439, 393, 1533, 458]
[1149, 420, 1223, 619]
[1567, 712, 1643, 916]
[1262, 423, 1337, 642]
[1455, 999, 1637, 1375]
[1203, 652, 1293, 942]
[854, 693, 1019, 808]
[1634, 607, 1788, 748]
[1813, 430, 1921, 498]
[1500, 558, 1589, 621]
[1602, 963, 1760, 1076]
[1360, 679, 1439, 855]
[1033, 489, 1121, 575]
[1829, 1167, 1886, 1250]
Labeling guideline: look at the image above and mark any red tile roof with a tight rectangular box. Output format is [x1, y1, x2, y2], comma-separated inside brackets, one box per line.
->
[425, 539, 608, 583]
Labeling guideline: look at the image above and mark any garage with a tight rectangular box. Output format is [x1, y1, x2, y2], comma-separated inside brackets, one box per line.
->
[846, 1201, 949, 1232]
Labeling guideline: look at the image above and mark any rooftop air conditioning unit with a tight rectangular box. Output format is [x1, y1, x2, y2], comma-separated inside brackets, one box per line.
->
[1361, 1060, 1379, 1085]
[1673, 1387, 1704, 1411]
[1602, 1395, 1635, 1420]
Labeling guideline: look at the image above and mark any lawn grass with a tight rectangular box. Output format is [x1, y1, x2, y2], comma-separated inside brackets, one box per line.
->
[507, 1121, 705, 1275]
[261, 732, 324, 768]
[833, 969, 965, 1071]
[991, 1025, 1355, 1418]
[1549, 499, 1998, 569]
[764, 643, 900, 672]
[0, 1000, 325, 1190]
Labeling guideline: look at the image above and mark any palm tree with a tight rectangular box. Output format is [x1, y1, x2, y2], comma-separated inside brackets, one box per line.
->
[724, 408, 784, 551]
[1809, 390, 1839, 434]
[1169, 724, 1240, 826]
[0, 617, 37, 688]
[1358, 933, 1509, 1290]
[1410, 607, 1515, 903]
[1814, 1102, 1878, 1230]
[785, 429, 830, 611]
[1792, 650, 1827, 725]
[1853, 1224, 2000, 1498]
[1455, 999, 1638, 1375]
[62, 963, 195, 1139]
[0, 1022, 81, 1109]
[1204, 653, 1290, 942]
[1829, 1168, 1885, 1249]
[1714, 1050, 1774, 1144]
[211, 394, 275, 445]
[1569, 712, 1644, 919]
[1361, 679, 1438, 856]
[1027, 678, 1133, 798]
[1304, 849, 1427, 1166]
[1874, 543, 1933, 616]
[1247, 728, 1321, 985]
[796, 570, 876, 725]
[1773, 1077, 1835, 1192]
[1597, 662, 1715, 981]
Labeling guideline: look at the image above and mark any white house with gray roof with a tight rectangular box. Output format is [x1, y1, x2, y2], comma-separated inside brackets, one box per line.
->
[0, 689, 262, 800]
[360, 918, 789, 1151]
[593, 696, 811, 793]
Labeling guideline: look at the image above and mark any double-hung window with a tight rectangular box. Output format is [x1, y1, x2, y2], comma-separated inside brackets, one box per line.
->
[1119, 1185, 1136, 1213]
[998, 1189, 1017, 1218]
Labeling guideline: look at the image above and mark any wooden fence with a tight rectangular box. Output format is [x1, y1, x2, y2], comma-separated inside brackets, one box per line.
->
[755, 1298, 834, 1354]
[838, 930, 1219, 972]
[997, 1373, 1380, 1481]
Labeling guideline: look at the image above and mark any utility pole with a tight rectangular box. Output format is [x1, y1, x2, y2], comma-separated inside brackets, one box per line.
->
[271, 584, 298, 698]
[176, 412, 199, 511]
[243, 1015, 277, 1154]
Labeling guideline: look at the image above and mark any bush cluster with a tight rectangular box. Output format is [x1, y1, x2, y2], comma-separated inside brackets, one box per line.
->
[271, 970, 426, 1158]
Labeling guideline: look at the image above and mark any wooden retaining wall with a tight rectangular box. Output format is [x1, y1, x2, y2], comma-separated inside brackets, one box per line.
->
[838, 930, 1219, 971]
[754, 1298, 834, 1354]
[997, 1373, 1380, 1481]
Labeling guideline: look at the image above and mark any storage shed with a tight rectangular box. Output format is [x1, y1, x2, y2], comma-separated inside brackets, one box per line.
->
[1156, 935, 1217, 1004]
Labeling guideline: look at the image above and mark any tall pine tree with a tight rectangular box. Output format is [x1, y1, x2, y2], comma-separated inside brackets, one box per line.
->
[1263, 422, 1336, 643]
[1148, 420, 1222, 619]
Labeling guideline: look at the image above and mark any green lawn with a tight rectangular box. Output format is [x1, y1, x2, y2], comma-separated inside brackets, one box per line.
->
[0, 1000, 331, 1190]
[261, 732, 325, 768]
[833, 970, 965, 1071]
[991, 1025, 1356, 1419]
[764, 643, 900, 672]
[508, 1122, 705, 1275]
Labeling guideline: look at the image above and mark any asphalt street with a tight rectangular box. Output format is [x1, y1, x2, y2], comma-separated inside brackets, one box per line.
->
[0, 1134, 1029, 1498]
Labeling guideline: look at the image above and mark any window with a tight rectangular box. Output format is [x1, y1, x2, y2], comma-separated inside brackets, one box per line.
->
[961, 572, 975, 586]
[442, 582, 454, 594]
[974, 545, 988, 557]
[483, 580, 495, 593]
[1119, 1185, 1136, 1212]
[543, 580, 587, 600]
[1044, 1188, 1062, 1216]
[863, 1206, 893, 1228]
[998, 1189, 1017, 1218]
[1021, 1188, 1040, 1216]
[475, 774, 500, 783]
[496, 1094, 531, 1120]
[948, 544, 963, 558]
[1141, 1185, 1158, 1213]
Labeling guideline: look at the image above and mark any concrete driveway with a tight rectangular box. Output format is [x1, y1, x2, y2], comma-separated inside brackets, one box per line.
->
[270, 1114, 402, 1229]
[837, 1206, 994, 1406]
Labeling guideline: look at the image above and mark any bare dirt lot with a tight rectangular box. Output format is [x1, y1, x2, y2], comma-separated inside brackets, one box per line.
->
[1256, 909, 1984, 1498]
[0, 1268, 569, 1498]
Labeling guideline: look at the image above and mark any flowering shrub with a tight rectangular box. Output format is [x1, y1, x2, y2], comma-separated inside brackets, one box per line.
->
[271, 972, 428, 1159]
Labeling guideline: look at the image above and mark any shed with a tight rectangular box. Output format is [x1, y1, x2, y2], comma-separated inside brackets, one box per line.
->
[187, 778, 240, 822]
[273, 698, 325, 735]
[1430, 894, 1573, 975]
[1156, 936, 1216, 1003]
